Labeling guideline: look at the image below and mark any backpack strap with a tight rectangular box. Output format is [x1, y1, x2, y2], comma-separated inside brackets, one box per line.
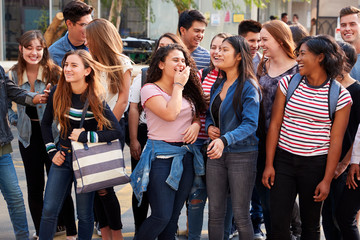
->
[201, 67, 211, 83]
[328, 79, 341, 122]
[286, 73, 303, 104]
[141, 67, 149, 87]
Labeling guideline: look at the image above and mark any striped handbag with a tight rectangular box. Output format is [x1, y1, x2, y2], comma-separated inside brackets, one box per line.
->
[72, 100, 130, 194]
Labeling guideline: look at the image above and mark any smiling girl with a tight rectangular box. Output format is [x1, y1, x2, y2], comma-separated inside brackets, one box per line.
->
[7, 30, 77, 239]
[39, 50, 122, 240]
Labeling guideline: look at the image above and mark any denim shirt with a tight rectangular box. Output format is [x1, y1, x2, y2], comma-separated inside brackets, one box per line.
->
[0, 65, 36, 146]
[49, 32, 88, 66]
[130, 139, 204, 205]
[205, 78, 261, 153]
[7, 68, 59, 148]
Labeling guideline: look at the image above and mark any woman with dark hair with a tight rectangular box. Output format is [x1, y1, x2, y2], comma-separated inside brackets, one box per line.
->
[128, 32, 186, 234]
[262, 35, 352, 240]
[205, 35, 261, 240]
[7, 30, 77, 239]
[130, 44, 206, 240]
[39, 50, 123, 240]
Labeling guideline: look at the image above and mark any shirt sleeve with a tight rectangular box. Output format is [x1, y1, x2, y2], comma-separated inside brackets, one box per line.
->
[141, 84, 162, 107]
[278, 74, 293, 96]
[335, 85, 353, 112]
[41, 86, 57, 160]
[351, 124, 360, 165]
[120, 55, 133, 75]
[129, 73, 142, 104]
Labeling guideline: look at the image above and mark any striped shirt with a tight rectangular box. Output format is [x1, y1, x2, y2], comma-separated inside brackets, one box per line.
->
[191, 46, 210, 70]
[278, 75, 352, 156]
[197, 68, 219, 139]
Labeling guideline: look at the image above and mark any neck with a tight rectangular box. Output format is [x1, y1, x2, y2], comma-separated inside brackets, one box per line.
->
[26, 63, 40, 73]
[224, 67, 239, 84]
[68, 32, 84, 47]
[306, 68, 328, 86]
[338, 73, 356, 88]
[156, 76, 174, 94]
[71, 81, 88, 94]
[270, 52, 293, 66]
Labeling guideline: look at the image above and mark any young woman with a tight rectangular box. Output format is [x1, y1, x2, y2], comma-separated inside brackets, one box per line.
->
[85, 18, 132, 240]
[130, 44, 206, 240]
[188, 32, 232, 240]
[7, 30, 77, 239]
[39, 50, 122, 240]
[205, 35, 261, 240]
[257, 20, 300, 237]
[128, 32, 185, 234]
[262, 35, 352, 240]
[334, 42, 360, 240]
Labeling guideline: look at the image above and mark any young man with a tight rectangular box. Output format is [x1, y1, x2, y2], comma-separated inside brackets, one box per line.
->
[0, 65, 48, 239]
[340, 6, 360, 81]
[238, 20, 262, 72]
[178, 9, 210, 70]
[281, 13, 289, 24]
[49, 0, 93, 66]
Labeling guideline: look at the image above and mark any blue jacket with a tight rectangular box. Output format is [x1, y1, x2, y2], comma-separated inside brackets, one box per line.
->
[130, 139, 204, 205]
[205, 78, 260, 153]
[49, 32, 88, 66]
[0, 66, 36, 146]
[7, 69, 59, 148]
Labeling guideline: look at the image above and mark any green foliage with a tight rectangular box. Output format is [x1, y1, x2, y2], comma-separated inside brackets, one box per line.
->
[34, 8, 49, 34]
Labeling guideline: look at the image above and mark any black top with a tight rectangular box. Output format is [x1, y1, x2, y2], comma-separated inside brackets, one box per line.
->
[211, 94, 222, 128]
[341, 81, 360, 160]
[25, 106, 38, 120]
[41, 85, 122, 160]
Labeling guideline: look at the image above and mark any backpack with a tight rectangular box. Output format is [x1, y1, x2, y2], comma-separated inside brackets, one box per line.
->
[201, 67, 211, 83]
[285, 73, 341, 122]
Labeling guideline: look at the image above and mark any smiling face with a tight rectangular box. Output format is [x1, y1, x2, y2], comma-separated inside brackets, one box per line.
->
[260, 28, 282, 58]
[296, 43, 322, 76]
[159, 49, 186, 79]
[340, 13, 360, 44]
[180, 21, 206, 52]
[244, 32, 261, 58]
[216, 40, 241, 72]
[67, 14, 92, 45]
[210, 36, 224, 69]
[20, 39, 44, 65]
[63, 54, 91, 84]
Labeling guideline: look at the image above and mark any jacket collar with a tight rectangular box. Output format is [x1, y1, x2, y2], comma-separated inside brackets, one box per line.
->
[22, 66, 44, 85]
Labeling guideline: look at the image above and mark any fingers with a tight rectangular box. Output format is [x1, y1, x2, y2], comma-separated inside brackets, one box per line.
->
[207, 141, 223, 159]
[52, 151, 65, 166]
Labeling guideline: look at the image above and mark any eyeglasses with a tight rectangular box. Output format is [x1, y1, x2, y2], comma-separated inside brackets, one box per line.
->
[75, 22, 88, 27]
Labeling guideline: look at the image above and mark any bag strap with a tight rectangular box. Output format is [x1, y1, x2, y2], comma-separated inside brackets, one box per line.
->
[201, 67, 211, 83]
[79, 99, 90, 129]
[286, 73, 303, 104]
[328, 79, 341, 122]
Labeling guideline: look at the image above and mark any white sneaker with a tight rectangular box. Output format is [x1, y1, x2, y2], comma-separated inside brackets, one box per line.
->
[254, 231, 265, 240]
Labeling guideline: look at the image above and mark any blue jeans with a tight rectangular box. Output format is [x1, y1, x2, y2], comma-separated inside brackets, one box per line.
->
[39, 149, 95, 240]
[135, 151, 195, 240]
[0, 153, 29, 240]
[207, 151, 257, 240]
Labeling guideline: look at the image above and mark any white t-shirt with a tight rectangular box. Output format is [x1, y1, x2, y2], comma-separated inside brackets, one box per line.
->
[129, 72, 146, 124]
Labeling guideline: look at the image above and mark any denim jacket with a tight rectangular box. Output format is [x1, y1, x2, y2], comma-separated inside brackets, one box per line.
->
[130, 139, 204, 205]
[49, 32, 88, 66]
[205, 78, 261, 153]
[0, 65, 36, 146]
[7, 68, 59, 148]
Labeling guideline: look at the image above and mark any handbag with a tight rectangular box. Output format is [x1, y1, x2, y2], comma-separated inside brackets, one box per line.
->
[72, 100, 130, 194]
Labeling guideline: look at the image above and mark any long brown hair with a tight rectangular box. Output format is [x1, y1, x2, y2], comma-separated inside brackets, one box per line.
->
[11, 30, 60, 86]
[85, 18, 126, 95]
[53, 50, 122, 137]
[257, 20, 296, 77]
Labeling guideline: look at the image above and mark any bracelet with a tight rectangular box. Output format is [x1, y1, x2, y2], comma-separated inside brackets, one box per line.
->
[173, 82, 184, 89]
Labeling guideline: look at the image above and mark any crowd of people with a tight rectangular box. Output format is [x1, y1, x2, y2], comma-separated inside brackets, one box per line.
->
[2, 1, 360, 240]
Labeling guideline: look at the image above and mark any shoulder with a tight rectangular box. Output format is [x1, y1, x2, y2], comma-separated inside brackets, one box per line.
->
[119, 54, 133, 66]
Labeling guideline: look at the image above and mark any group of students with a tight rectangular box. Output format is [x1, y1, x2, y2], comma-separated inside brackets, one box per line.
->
[3, 1, 360, 240]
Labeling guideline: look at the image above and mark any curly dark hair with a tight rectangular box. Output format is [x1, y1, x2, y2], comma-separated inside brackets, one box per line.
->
[295, 35, 345, 79]
[146, 44, 206, 116]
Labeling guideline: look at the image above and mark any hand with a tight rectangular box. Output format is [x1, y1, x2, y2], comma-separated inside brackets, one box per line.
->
[182, 123, 200, 144]
[334, 161, 349, 179]
[53, 150, 65, 166]
[262, 165, 275, 189]
[346, 164, 360, 190]
[313, 180, 331, 202]
[207, 138, 224, 159]
[68, 128, 85, 141]
[32, 83, 51, 104]
[208, 125, 220, 140]
[174, 66, 190, 87]
[130, 140, 142, 160]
